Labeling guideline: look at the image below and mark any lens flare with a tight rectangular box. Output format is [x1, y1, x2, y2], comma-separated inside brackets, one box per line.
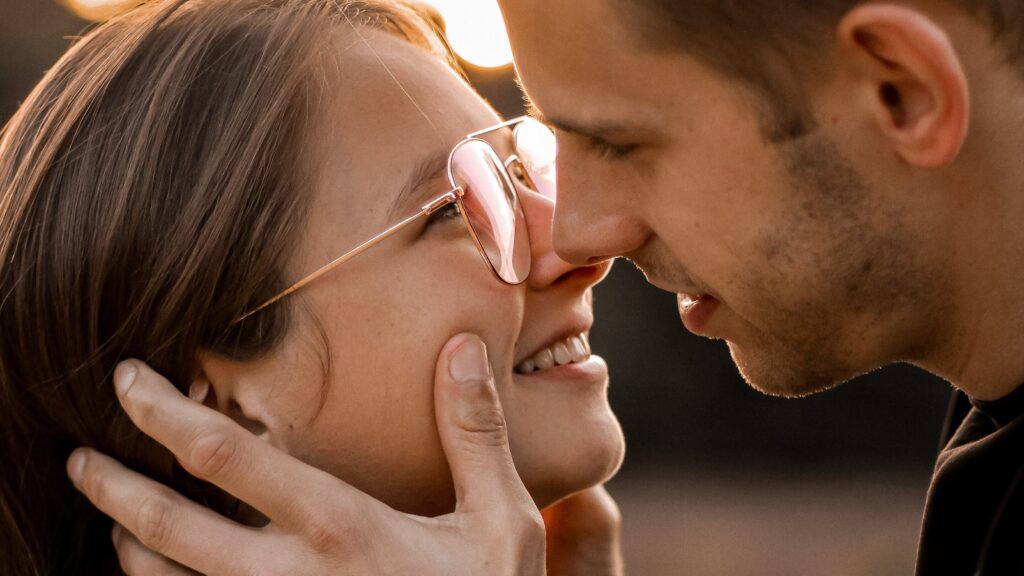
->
[421, 0, 513, 69]
[61, 0, 141, 21]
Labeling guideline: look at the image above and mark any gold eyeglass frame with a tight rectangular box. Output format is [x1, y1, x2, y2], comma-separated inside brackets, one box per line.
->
[232, 116, 549, 324]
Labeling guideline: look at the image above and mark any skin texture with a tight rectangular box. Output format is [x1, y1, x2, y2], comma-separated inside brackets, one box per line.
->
[68, 1, 1024, 574]
[196, 28, 624, 517]
[69, 23, 624, 576]
[71, 337, 555, 576]
[498, 0, 1024, 400]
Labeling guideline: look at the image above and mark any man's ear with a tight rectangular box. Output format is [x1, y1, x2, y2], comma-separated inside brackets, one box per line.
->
[192, 351, 270, 440]
[836, 4, 970, 168]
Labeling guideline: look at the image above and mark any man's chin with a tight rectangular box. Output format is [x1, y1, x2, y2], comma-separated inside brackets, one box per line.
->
[727, 342, 853, 399]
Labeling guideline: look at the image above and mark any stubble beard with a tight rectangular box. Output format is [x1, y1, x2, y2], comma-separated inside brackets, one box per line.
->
[728, 132, 941, 398]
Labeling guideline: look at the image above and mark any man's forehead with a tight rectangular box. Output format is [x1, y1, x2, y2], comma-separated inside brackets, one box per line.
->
[506, 7, 683, 132]
[502, 0, 631, 71]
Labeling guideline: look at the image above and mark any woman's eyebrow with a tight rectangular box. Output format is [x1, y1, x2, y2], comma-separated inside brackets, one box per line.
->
[388, 149, 451, 220]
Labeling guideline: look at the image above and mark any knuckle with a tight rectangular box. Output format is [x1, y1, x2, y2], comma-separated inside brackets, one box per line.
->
[185, 430, 237, 480]
[496, 498, 545, 540]
[458, 405, 509, 447]
[135, 493, 175, 551]
[478, 506, 545, 569]
[523, 508, 546, 534]
[302, 508, 362, 556]
[515, 509, 547, 557]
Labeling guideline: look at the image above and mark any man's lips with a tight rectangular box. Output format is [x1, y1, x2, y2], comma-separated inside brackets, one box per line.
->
[678, 293, 721, 335]
[625, 252, 722, 334]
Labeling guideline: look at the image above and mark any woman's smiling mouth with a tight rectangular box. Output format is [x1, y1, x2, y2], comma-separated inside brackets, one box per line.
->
[514, 332, 591, 374]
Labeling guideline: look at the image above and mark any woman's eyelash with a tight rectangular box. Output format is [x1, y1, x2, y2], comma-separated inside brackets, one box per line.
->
[425, 201, 461, 227]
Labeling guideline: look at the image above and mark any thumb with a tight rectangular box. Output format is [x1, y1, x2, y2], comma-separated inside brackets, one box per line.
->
[434, 333, 531, 514]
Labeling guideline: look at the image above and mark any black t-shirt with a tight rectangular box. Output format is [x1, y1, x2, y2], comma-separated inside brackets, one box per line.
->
[916, 385, 1024, 575]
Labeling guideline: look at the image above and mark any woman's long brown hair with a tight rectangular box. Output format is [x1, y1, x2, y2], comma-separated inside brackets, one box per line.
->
[0, 1, 454, 573]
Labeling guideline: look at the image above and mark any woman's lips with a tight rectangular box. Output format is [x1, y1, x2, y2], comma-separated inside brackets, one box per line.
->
[514, 332, 591, 374]
[678, 293, 720, 335]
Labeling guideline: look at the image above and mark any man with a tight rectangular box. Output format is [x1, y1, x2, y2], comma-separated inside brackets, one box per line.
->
[68, 0, 1024, 574]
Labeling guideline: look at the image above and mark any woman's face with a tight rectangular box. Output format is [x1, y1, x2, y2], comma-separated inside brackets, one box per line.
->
[205, 29, 624, 516]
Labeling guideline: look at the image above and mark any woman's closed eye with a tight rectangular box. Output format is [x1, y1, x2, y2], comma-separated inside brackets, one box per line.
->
[425, 201, 461, 229]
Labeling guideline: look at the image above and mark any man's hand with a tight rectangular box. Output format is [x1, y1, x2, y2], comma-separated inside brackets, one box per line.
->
[66, 334, 547, 576]
[543, 486, 624, 576]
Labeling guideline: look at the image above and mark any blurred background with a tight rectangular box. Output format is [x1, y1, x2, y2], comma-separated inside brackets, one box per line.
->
[2, 1, 954, 574]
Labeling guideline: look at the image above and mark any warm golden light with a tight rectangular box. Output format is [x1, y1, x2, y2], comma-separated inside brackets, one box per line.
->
[61, 0, 142, 21]
[59, 0, 513, 68]
[421, 0, 513, 69]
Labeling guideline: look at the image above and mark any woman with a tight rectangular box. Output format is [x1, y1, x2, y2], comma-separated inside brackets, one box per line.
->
[0, 1, 624, 574]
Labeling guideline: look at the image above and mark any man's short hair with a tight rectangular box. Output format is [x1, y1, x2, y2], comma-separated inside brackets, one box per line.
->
[627, 0, 1024, 141]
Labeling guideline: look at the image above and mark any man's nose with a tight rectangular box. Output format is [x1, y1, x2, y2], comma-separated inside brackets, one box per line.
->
[551, 158, 649, 266]
[518, 184, 609, 290]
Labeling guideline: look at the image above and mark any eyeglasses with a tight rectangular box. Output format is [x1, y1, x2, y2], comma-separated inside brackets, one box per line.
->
[234, 116, 557, 323]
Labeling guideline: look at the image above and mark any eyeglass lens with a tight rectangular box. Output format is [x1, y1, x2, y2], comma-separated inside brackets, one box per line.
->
[450, 140, 532, 284]
[513, 118, 557, 200]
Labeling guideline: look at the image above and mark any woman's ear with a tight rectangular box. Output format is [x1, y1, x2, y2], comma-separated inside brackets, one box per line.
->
[836, 3, 970, 168]
[193, 351, 270, 440]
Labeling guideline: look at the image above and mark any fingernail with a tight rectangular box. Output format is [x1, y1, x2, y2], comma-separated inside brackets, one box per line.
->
[449, 337, 491, 383]
[67, 449, 87, 487]
[188, 380, 210, 403]
[114, 362, 138, 398]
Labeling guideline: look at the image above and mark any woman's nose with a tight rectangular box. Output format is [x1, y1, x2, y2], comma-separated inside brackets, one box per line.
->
[518, 184, 611, 290]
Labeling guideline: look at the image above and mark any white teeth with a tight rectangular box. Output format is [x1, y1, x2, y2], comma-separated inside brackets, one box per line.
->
[552, 341, 572, 365]
[535, 348, 555, 370]
[514, 333, 592, 374]
[569, 335, 587, 359]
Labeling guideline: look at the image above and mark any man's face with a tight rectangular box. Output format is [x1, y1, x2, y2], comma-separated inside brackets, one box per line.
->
[500, 0, 946, 397]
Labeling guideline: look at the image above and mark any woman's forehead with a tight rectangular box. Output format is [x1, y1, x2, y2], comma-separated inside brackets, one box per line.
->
[321, 28, 500, 150]
[295, 29, 502, 252]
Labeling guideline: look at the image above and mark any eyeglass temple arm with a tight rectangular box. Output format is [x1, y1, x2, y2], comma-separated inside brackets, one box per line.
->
[466, 115, 530, 139]
[232, 190, 460, 324]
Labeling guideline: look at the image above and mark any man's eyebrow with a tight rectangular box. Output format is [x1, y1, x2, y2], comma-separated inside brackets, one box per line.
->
[525, 100, 634, 139]
[388, 149, 450, 220]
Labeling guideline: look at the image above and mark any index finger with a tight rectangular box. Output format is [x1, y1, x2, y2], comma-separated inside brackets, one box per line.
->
[69, 448, 259, 575]
[112, 360, 370, 530]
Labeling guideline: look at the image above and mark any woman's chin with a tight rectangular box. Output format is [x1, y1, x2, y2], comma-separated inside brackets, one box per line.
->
[521, 419, 626, 510]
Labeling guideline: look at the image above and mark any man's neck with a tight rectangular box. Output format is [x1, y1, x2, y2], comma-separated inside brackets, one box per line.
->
[921, 178, 1024, 401]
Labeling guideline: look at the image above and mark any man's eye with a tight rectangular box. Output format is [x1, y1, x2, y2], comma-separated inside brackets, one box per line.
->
[590, 138, 637, 160]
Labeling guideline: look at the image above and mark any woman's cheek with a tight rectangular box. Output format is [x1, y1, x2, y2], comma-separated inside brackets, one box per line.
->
[285, 259, 524, 515]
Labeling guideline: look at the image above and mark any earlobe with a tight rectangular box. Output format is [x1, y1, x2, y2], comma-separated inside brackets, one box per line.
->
[837, 4, 970, 168]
